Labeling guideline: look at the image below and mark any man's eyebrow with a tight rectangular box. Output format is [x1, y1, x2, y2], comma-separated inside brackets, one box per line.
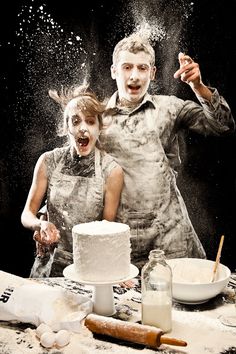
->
[120, 62, 150, 66]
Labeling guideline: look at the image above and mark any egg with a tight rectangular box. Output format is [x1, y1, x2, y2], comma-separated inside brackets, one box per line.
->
[55, 329, 70, 347]
[35, 323, 53, 338]
[40, 331, 56, 348]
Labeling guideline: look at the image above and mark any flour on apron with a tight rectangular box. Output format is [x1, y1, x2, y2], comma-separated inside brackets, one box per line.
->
[30, 148, 104, 277]
[101, 100, 206, 268]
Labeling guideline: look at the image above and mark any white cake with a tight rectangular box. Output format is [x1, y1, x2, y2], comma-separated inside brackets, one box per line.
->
[72, 220, 131, 282]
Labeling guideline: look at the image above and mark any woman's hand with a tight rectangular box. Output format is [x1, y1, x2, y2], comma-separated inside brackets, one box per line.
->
[34, 220, 60, 245]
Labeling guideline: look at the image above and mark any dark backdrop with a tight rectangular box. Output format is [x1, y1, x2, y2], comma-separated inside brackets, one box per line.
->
[0, 0, 235, 276]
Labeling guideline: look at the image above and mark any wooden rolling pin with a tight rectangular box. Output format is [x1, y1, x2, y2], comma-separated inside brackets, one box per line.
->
[85, 314, 187, 349]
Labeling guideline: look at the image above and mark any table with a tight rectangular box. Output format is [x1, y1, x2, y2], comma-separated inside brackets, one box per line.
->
[0, 273, 236, 354]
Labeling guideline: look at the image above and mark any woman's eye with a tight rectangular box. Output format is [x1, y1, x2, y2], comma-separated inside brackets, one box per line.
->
[70, 115, 81, 125]
[86, 118, 96, 125]
[72, 119, 78, 125]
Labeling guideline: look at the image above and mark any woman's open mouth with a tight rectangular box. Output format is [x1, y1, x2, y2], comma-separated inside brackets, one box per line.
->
[78, 136, 89, 147]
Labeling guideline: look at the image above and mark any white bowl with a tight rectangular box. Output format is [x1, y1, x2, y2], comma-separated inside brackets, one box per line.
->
[166, 258, 231, 304]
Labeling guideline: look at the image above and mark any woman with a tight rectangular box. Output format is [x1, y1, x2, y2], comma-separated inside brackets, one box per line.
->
[21, 84, 124, 277]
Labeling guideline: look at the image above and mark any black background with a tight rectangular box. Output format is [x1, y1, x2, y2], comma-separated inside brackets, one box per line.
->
[0, 0, 235, 276]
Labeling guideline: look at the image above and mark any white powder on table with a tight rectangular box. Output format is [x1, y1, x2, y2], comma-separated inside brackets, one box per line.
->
[0, 325, 158, 354]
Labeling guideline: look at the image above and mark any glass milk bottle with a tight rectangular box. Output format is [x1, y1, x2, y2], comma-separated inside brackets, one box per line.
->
[141, 249, 172, 333]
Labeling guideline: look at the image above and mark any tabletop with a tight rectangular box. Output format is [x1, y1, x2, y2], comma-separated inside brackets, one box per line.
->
[0, 272, 236, 354]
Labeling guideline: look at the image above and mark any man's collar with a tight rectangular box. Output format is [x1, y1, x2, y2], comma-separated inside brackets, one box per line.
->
[106, 91, 155, 110]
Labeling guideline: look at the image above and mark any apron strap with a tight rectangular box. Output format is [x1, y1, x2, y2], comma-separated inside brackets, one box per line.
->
[95, 148, 102, 177]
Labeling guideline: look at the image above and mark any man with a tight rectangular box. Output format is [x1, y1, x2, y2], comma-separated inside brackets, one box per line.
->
[100, 33, 235, 268]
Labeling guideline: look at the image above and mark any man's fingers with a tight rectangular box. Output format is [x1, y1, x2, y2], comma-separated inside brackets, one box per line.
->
[174, 52, 194, 79]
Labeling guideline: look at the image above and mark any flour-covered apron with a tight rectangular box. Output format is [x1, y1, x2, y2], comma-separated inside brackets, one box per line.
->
[30, 148, 104, 277]
[101, 109, 206, 268]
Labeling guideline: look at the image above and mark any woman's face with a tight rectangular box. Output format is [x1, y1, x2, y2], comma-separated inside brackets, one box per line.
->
[67, 105, 100, 156]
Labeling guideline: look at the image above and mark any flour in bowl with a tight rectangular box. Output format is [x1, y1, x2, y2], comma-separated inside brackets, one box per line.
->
[171, 262, 213, 283]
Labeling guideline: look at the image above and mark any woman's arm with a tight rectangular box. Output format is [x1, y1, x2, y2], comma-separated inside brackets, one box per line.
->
[21, 153, 60, 244]
[103, 165, 124, 221]
[21, 153, 48, 230]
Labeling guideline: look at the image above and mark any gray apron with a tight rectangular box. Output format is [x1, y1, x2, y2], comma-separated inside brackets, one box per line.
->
[101, 108, 206, 268]
[30, 148, 104, 277]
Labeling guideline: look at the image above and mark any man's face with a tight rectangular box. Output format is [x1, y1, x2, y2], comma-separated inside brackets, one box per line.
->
[111, 50, 156, 104]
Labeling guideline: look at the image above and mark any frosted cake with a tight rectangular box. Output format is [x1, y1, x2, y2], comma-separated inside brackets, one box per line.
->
[72, 220, 131, 282]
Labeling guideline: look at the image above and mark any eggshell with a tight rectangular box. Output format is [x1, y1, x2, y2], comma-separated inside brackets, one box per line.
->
[55, 329, 70, 347]
[35, 323, 53, 338]
[40, 331, 56, 348]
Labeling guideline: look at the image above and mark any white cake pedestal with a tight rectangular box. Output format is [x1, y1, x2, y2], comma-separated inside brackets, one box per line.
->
[92, 284, 115, 315]
[63, 264, 139, 316]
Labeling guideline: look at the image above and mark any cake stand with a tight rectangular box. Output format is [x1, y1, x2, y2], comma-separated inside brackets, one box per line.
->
[63, 264, 139, 316]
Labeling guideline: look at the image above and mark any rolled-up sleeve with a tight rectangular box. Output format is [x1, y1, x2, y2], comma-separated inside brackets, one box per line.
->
[177, 87, 235, 136]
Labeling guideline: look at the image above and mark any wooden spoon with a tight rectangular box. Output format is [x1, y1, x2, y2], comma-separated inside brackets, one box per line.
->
[210, 235, 224, 282]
